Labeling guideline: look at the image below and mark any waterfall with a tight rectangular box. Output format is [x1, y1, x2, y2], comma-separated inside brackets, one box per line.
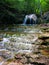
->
[23, 14, 37, 25]
[23, 15, 28, 25]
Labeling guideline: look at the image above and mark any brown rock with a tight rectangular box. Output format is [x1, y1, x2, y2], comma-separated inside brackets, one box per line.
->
[25, 53, 31, 58]
[20, 56, 27, 64]
[28, 58, 34, 63]
[30, 54, 39, 59]
[25, 64, 32, 65]
[3, 61, 23, 65]
[8, 62, 23, 65]
[34, 55, 49, 65]
[15, 54, 22, 59]
[0, 56, 4, 61]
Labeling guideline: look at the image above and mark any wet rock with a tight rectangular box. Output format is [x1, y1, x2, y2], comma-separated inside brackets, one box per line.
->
[0, 38, 3, 41]
[15, 54, 22, 59]
[35, 39, 43, 45]
[25, 54, 31, 58]
[25, 63, 32, 65]
[3, 61, 23, 65]
[39, 36, 49, 40]
[28, 58, 34, 63]
[46, 39, 49, 42]
[8, 62, 23, 65]
[0, 50, 12, 59]
[20, 56, 27, 64]
[25, 53, 39, 59]
[33, 55, 49, 65]
[31, 62, 45, 65]
[0, 56, 4, 62]
[39, 33, 49, 38]
[30, 54, 39, 59]
[40, 50, 49, 56]
[42, 11, 49, 21]
[38, 34, 49, 45]
[41, 42, 49, 45]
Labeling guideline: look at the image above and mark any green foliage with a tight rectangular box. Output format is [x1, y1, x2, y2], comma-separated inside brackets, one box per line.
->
[41, 0, 49, 12]
[3, 0, 49, 14]
[1, 0, 49, 14]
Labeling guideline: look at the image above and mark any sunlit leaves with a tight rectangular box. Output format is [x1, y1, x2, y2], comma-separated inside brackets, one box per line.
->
[1, 0, 49, 14]
[40, 0, 49, 12]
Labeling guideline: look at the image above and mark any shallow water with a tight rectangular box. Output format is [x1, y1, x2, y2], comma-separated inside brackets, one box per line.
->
[0, 25, 49, 65]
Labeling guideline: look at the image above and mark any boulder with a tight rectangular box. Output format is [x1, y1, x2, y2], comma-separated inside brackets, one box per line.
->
[42, 11, 49, 22]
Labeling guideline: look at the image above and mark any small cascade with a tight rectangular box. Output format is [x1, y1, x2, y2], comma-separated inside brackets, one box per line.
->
[0, 38, 10, 49]
[0, 61, 4, 65]
[23, 14, 37, 25]
[23, 16, 28, 24]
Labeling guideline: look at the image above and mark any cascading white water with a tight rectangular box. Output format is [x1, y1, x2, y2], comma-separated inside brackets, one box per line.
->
[0, 38, 10, 47]
[23, 15, 28, 24]
[23, 14, 37, 25]
[0, 61, 4, 65]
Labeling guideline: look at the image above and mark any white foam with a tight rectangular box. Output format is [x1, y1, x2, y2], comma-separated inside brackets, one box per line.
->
[0, 61, 4, 65]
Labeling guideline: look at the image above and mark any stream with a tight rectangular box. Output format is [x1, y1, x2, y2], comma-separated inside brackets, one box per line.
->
[0, 25, 49, 65]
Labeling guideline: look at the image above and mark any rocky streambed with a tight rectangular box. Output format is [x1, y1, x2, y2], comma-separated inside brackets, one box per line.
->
[0, 26, 49, 65]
